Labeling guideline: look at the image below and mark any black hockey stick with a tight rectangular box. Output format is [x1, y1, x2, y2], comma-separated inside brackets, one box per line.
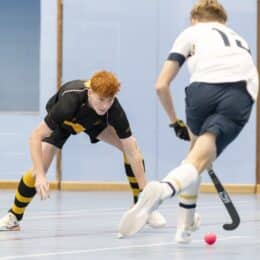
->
[207, 168, 240, 230]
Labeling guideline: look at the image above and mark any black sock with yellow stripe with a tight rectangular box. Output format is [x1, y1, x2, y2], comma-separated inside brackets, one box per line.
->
[123, 154, 145, 204]
[9, 170, 36, 221]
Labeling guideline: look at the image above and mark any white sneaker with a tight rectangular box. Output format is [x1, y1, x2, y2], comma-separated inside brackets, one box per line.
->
[118, 181, 165, 237]
[0, 212, 20, 231]
[175, 213, 200, 244]
[117, 211, 166, 239]
[117, 232, 124, 239]
[147, 211, 166, 228]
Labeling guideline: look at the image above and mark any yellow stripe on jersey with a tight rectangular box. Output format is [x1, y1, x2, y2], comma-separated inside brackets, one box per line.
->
[84, 80, 91, 88]
[64, 121, 86, 133]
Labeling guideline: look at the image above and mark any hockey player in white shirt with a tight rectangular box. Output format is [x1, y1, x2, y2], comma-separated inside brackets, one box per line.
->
[119, 0, 259, 243]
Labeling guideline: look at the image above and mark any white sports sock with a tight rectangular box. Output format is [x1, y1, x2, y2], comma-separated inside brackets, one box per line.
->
[162, 163, 199, 195]
[159, 182, 175, 200]
[177, 175, 201, 227]
[178, 208, 196, 227]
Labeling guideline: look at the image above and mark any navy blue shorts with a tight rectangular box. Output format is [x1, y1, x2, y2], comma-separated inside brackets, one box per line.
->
[185, 81, 254, 156]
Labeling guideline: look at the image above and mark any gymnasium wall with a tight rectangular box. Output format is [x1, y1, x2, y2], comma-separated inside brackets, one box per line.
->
[0, 0, 45, 179]
[0, 0, 257, 184]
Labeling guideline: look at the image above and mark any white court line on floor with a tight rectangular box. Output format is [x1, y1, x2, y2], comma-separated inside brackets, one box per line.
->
[0, 236, 253, 260]
[30, 200, 256, 215]
[19, 200, 255, 220]
[1, 200, 255, 221]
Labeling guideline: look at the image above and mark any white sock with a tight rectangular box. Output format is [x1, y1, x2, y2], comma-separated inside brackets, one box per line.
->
[159, 182, 175, 200]
[178, 208, 196, 227]
[177, 175, 201, 227]
[162, 163, 199, 195]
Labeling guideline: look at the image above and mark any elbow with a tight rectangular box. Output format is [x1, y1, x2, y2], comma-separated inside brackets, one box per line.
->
[155, 84, 168, 96]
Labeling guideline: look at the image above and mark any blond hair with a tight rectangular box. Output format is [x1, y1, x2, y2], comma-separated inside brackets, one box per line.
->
[89, 70, 120, 97]
[191, 0, 227, 23]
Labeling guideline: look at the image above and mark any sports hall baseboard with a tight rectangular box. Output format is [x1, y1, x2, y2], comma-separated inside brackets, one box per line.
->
[0, 180, 259, 194]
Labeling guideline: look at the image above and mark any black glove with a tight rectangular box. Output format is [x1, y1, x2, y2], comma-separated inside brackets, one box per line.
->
[169, 119, 190, 141]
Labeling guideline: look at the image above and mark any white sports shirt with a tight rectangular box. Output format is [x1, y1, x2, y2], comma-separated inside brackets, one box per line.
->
[169, 22, 259, 100]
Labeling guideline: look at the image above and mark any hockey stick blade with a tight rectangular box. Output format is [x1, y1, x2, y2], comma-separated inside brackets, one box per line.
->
[208, 169, 240, 230]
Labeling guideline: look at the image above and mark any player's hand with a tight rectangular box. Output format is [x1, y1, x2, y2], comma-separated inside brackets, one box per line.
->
[169, 119, 190, 141]
[35, 174, 50, 200]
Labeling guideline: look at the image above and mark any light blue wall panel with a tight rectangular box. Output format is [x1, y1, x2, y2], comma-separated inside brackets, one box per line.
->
[156, 0, 191, 180]
[1, 0, 257, 185]
[62, 0, 257, 183]
[0, 0, 40, 112]
[62, 0, 158, 181]
[0, 0, 57, 180]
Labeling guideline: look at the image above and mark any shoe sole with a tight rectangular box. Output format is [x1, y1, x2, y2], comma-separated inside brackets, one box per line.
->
[175, 238, 192, 244]
[0, 225, 20, 231]
[147, 221, 166, 229]
[118, 182, 162, 237]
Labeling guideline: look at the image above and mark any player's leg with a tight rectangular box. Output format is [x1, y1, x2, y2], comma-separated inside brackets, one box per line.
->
[118, 83, 221, 237]
[97, 126, 146, 202]
[0, 127, 71, 231]
[168, 84, 253, 240]
[97, 126, 166, 228]
[96, 126, 144, 200]
[175, 174, 201, 243]
[175, 133, 201, 243]
[0, 142, 58, 231]
[118, 132, 215, 237]
[123, 153, 144, 204]
[142, 133, 215, 209]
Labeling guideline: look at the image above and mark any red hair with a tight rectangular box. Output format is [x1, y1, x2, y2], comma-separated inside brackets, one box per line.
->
[90, 70, 120, 97]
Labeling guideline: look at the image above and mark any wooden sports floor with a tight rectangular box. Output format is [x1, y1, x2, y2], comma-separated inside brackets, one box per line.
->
[0, 190, 259, 260]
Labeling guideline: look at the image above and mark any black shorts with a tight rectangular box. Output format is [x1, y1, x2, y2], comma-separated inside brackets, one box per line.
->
[42, 124, 107, 149]
[185, 81, 254, 156]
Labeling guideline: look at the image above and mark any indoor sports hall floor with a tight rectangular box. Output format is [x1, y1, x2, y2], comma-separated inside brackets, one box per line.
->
[0, 190, 259, 260]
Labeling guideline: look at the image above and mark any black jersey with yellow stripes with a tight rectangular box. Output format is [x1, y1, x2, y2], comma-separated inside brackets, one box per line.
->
[44, 80, 132, 139]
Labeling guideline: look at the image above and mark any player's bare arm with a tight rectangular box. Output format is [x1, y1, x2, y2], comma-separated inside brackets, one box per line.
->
[156, 60, 190, 141]
[29, 121, 52, 200]
[155, 60, 180, 124]
[121, 136, 146, 189]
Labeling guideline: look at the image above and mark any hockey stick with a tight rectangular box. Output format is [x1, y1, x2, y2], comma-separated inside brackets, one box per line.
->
[207, 168, 240, 230]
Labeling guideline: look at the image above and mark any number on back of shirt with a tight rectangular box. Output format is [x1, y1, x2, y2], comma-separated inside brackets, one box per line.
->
[213, 28, 250, 53]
